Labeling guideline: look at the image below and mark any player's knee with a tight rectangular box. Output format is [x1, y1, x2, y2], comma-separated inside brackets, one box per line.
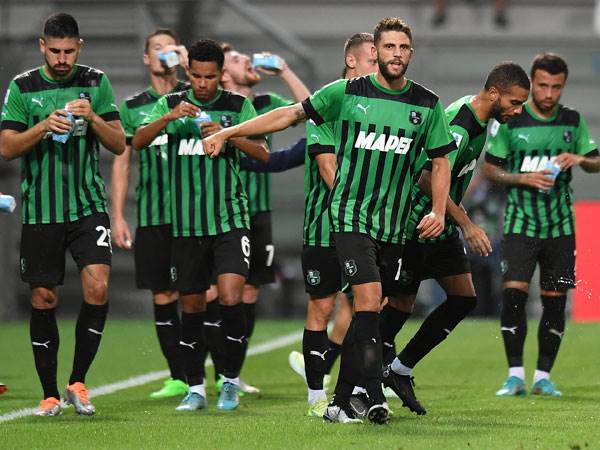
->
[31, 287, 58, 309]
[180, 295, 206, 313]
[242, 285, 258, 303]
[388, 295, 416, 313]
[83, 278, 108, 305]
[219, 289, 242, 306]
[307, 299, 335, 328]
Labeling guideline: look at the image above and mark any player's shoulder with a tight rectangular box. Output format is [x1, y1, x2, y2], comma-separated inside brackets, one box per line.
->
[123, 89, 156, 110]
[405, 80, 440, 109]
[252, 92, 276, 111]
[11, 68, 45, 93]
[163, 89, 189, 109]
[555, 105, 581, 127]
[214, 89, 248, 113]
[74, 65, 107, 87]
[346, 76, 439, 109]
[448, 96, 486, 140]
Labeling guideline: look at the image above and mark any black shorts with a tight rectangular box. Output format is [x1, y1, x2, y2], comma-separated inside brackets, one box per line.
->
[301, 245, 343, 299]
[397, 233, 471, 295]
[247, 212, 275, 286]
[20, 213, 112, 286]
[134, 224, 173, 291]
[501, 233, 576, 291]
[171, 229, 251, 295]
[333, 232, 404, 298]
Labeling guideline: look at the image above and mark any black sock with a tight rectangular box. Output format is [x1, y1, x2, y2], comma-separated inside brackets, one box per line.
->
[30, 307, 60, 399]
[323, 339, 342, 375]
[220, 303, 247, 379]
[500, 288, 528, 368]
[333, 320, 360, 402]
[153, 301, 185, 382]
[243, 303, 257, 340]
[204, 299, 226, 380]
[398, 295, 476, 368]
[354, 311, 385, 405]
[302, 329, 329, 390]
[380, 304, 411, 365]
[69, 302, 108, 385]
[180, 311, 206, 386]
[537, 295, 566, 372]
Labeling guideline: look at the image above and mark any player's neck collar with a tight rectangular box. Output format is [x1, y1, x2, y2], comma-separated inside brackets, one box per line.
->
[370, 73, 411, 95]
[39, 65, 79, 84]
[525, 101, 560, 123]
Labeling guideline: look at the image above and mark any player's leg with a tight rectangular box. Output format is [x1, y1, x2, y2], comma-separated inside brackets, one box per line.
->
[496, 234, 539, 396]
[21, 222, 65, 416]
[324, 291, 352, 375]
[171, 236, 210, 411]
[214, 229, 251, 410]
[531, 235, 575, 396]
[135, 224, 187, 399]
[204, 284, 227, 387]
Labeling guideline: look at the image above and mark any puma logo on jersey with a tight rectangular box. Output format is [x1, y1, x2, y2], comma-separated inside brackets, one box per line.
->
[457, 159, 477, 177]
[31, 97, 44, 107]
[150, 134, 168, 146]
[155, 320, 173, 326]
[549, 328, 564, 339]
[179, 341, 197, 349]
[88, 328, 103, 336]
[520, 155, 556, 173]
[178, 138, 205, 155]
[310, 350, 329, 361]
[356, 104, 370, 114]
[32, 341, 51, 349]
[501, 326, 518, 335]
[517, 133, 530, 143]
[226, 335, 246, 344]
[310, 134, 320, 142]
[354, 131, 413, 155]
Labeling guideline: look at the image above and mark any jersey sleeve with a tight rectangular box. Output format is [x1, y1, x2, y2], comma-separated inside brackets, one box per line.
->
[239, 97, 258, 123]
[0, 80, 28, 132]
[145, 97, 169, 125]
[423, 100, 456, 159]
[95, 74, 120, 122]
[119, 101, 135, 145]
[446, 125, 469, 168]
[268, 93, 294, 109]
[484, 120, 510, 166]
[574, 114, 598, 156]
[301, 79, 346, 126]
[306, 120, 335, 156]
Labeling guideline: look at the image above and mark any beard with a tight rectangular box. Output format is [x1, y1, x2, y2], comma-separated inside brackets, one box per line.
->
[378, 58, 408, 83]
[45, 56, 73, 80]
[532, 96, 557, 114]
[490, 99, 508, 123]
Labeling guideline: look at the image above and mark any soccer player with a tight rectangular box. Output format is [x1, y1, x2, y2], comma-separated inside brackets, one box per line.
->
[484, 53, 600, 397]
[111, 29, 190, 400]
[287, 32, 377, 418]
[132, 39, 268, 411]
[379, 62, 530, 414]
[202, 17, 455, 424]
[0, 13, 125, 416]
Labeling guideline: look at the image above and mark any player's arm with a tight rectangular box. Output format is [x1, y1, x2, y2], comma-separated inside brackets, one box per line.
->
[111, 145, 133, 250]
[69, 99, 125, 155]
[239, 138, 306, 173]
[132, 101, 199, 150]
[316, 153, 336, 190]
[553, 116, 600, 173]
[278, 60, 311, 102]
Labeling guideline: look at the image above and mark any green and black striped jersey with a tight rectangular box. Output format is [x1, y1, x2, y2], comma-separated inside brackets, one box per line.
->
[240, 93, 292, 216]
[0, 65, 119, 224]
[485, 102, 598, 238]
[120, 81, 187, 227]
[145, 88, 257, 237]
[405, 95, 488, 243]
[302, 74, 455, 243]
[303, 120, 335, 247]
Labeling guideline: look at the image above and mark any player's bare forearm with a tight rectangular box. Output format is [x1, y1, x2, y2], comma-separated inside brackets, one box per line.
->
[315, 153, 336, 190]
[90, 117, 125, 155]
[0, 123, 48, 161]
[418, 169, 470, 227]
[280, 68, 311, 102]
[483, 161, 523, 186]
[230, 137, 270, 163]
[430, 156, 450, 215]
[111, 145, 132, 220]
[132, 117, 169, 150]
[227, 104, 305, 140]
[581, 155, 600, 173]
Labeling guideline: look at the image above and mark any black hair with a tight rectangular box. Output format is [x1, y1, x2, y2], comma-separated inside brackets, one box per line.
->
[144, 28, 179, 54]
[373, 17, 412, 44]
[188, 39, 224, 70]
[43, 13, 79, 39]
[530, 53, 568, 80]
[484, 61, 530, 92]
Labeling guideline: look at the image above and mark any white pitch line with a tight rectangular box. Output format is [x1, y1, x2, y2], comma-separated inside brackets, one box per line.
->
[0, 329, 303, 424]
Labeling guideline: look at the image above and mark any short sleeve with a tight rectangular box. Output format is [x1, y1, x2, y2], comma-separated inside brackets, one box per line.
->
[119, 101, 135, 144]
[485, 120, 509, 166]
[95, 74, 120, 122]
[423, 100, 456, 159]
[239, 97, 258, 123]
[301, 79, 346, 126]
[0, 80, 28, 131]
[306, 120, 335, 156]
[574, 114, 598, 156]
[268, 93, 293, 109]
[145, 97, 169, 126]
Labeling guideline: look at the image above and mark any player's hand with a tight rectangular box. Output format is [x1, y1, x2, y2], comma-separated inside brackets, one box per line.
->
[165, 101, 199, 121]
[200, 121, 223, 137]
[66, 99, 94, 122]
[45, 109, 73, 134]
[203, 131, 227, 159]
[554, 153, 584, 170]
[519, 171, 554, 190]
[417, 211, 445, 239]
[112, 217, 133, 250]
[163, 44, 189, 70]
[460, 221, 492, 256]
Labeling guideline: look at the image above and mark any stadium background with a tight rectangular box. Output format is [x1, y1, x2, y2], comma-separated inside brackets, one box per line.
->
[0, 0, 599, 321]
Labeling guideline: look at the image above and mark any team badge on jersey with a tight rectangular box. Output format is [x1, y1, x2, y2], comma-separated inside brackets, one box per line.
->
[409, 111, 422, 125]
[220, 115, 233, 128]
[306, 270, 321, 286]
[344, 260, 358, 277]
[170, 266, 178, 282]
[563, 131, 573, 143]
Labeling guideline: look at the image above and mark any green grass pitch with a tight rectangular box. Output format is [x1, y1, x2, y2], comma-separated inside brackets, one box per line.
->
[0, 319, 599, 449]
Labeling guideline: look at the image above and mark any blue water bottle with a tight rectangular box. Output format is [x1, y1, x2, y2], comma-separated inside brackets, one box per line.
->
[0, 194, 16, 214]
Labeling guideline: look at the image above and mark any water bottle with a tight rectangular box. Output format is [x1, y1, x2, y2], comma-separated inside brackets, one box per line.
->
[52, 110, 74, 143]
[539, 159, 561, 194]
[159, 51, 179, 68]
[0, 194, 16, 214]
[252, 53, 283, 71]
[193, 111, 212, 137]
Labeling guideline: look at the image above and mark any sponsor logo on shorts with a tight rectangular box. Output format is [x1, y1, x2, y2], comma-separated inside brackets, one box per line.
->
[20, 258, 26, 275]
[306, 270, 320, 286]
[398, 269, 414, 285]
[170, 266, 178, 282]
[500, 260, 508, 275]
[344, 259, 358, 277]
